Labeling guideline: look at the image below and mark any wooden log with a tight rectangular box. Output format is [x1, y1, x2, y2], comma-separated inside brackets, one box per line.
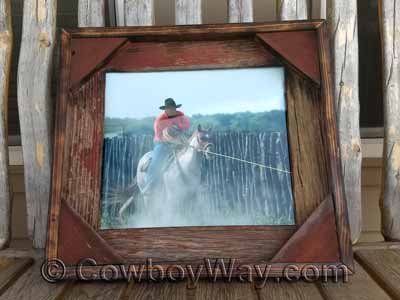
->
[0, 0, 12, 250]
[124, 0, 155, 26]
[175, 0, 202, 25]
[78, 0, 105, 27]
[17, 0, 57, 249]
[327, 0, 362, 243]
[379, 0, 400, 241]
[277, 0, 308, 21]
[228, 0, 253, 23]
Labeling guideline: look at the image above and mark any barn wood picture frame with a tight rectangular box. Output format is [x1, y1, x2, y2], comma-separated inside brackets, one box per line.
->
[46, 21, 354, 279]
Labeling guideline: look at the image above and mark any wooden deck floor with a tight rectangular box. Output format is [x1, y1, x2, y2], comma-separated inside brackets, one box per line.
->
[0, 243, 399, 300]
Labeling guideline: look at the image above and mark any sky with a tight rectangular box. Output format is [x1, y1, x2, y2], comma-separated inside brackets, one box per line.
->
[105, 67, 285, 119]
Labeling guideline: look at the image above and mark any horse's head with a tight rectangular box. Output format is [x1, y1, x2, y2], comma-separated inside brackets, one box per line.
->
[191, 124, 214, 159]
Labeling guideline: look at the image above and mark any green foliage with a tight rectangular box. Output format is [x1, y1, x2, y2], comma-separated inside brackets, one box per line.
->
[104, 110, 287, 136]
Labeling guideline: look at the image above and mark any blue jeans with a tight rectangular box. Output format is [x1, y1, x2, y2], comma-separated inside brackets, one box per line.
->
[142, 142, 172, 193]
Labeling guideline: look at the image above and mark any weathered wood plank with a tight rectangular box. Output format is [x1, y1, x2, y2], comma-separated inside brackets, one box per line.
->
[0, 0, 12, 250]
[257, 281, 324, 299]
[175, 0, 202, 25]
[124, 0, 155, 26]
[318, 261, 391, 300]
[320, 0, 326, 19]
[0, 257, 33, 297]
[0, 259, 67, 300]
[78, 0, 105, 27]
[379, 0, 400, 241]
[277, 0, 308, 21]
[228, 0, 253, 23]
[196, 282, 258, 299]
[355, 249, 400, 299]
[125, 282, 188, 300]
[353, 241, 400, 251]
[327, 0, 362, 244]
[62, 282, 127, 300]
[17, 0, 57, 248]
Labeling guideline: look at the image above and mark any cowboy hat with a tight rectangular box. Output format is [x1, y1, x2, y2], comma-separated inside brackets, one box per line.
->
[159, 98, 182, 110]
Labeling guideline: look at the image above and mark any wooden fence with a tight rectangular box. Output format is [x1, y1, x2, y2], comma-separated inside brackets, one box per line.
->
[0, 0, 398, 248]
[101, 132, 294, 225]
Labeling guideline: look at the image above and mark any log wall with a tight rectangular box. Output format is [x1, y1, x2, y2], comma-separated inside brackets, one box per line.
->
[379, 0, 400, 241]
[0, 0, 12, 249]
[17, 0, 56, 248]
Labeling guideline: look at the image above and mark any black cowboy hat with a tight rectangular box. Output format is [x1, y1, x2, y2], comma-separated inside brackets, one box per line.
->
[159, 98, 182, 110]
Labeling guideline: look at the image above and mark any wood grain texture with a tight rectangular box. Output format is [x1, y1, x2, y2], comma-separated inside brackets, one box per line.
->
[228, 0, 253, 23]
[0, 260, 67, 300]
[62, 72, 105, 228]
[62, 282, 127, 300]
[258, 281, 324, 299]
[78, 0, 105, 27]
[124, 0, 154, 26]
[257, 31, 320, 84]
[277, 0, 309, 21]
[285, 70, 329, 224]
[17, 0, 56, 248]
[100, 226, 295, 264]
[66, 21, 324, 38]
[327, 0, 362, 244]
[195, 281, 258, 299]
[0, 257, 33, 297]
[318, 260, 391, 300]
[47, 22, 353, 277]
[0, 0, 12, 250]
[58, 201, 123, 265]
[70, 37, 127, 87]
[124, 282, 188, 300]
[175, 0, 202, 25]
[317, 23, 353, 270]
[272, 196, 340, 263]
[355, 249, 400, 299]
[106, 39, 279, 71]
[379, 0, 400, 241]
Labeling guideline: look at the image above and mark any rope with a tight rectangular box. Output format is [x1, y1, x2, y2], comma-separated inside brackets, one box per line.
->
[189, 145, 292, 174]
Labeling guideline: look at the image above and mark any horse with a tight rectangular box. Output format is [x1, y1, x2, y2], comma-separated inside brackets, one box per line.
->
[118, 125, 213, 226]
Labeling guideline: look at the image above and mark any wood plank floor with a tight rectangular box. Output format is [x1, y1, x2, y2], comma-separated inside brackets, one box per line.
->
[0, 244, 398, 300]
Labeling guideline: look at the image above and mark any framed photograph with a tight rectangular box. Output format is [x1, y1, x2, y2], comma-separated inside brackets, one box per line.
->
[46, 21, 353, 279]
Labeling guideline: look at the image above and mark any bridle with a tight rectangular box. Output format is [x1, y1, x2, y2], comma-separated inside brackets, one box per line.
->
[194, 133, 214, 158]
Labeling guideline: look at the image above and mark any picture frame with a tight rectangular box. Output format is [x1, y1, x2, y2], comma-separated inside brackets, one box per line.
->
[46, 20, 353, 279]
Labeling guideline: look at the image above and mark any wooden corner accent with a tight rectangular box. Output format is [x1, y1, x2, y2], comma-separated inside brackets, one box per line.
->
[256, 31, 320, 85]
[271, 195, 340, 263]
[58, 201, 124, 265]
[70, 37, 127, 87]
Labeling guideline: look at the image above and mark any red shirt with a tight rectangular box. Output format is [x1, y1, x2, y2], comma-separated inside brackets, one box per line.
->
[154, 111, 190, 142]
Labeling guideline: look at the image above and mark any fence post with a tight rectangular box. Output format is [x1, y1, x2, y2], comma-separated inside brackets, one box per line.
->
[124, 0, 155, 26]
[327, 0, 362, 243]
[277, 0, 308, 20]
[17, 0, 57, 248]
[379, 0, 400, 241]
[0, 0, 12, 249]
[175, 0, 202, 25]
[228, 0, 253, 23]
[78, 0, 105, 27]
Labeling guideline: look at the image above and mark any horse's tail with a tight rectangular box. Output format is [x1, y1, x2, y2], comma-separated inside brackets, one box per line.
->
[118, 180, 141, 219]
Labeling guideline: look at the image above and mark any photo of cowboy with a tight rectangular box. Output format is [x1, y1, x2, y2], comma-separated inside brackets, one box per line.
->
[101, 67, 294, 229]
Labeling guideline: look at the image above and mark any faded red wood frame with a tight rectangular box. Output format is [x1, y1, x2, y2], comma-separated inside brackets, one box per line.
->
[46, 21, 353, 279]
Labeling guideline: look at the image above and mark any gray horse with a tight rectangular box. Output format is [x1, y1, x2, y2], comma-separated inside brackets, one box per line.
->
[119, 125, 213, 226]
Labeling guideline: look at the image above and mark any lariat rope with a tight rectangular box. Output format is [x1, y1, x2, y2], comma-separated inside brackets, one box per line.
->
[180, 142, 292, 174]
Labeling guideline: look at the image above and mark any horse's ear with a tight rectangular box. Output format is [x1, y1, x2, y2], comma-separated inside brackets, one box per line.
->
[197, 124, 202, 131]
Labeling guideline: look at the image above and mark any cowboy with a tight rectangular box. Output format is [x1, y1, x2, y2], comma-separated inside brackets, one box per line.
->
[142, 98, 190, 194]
